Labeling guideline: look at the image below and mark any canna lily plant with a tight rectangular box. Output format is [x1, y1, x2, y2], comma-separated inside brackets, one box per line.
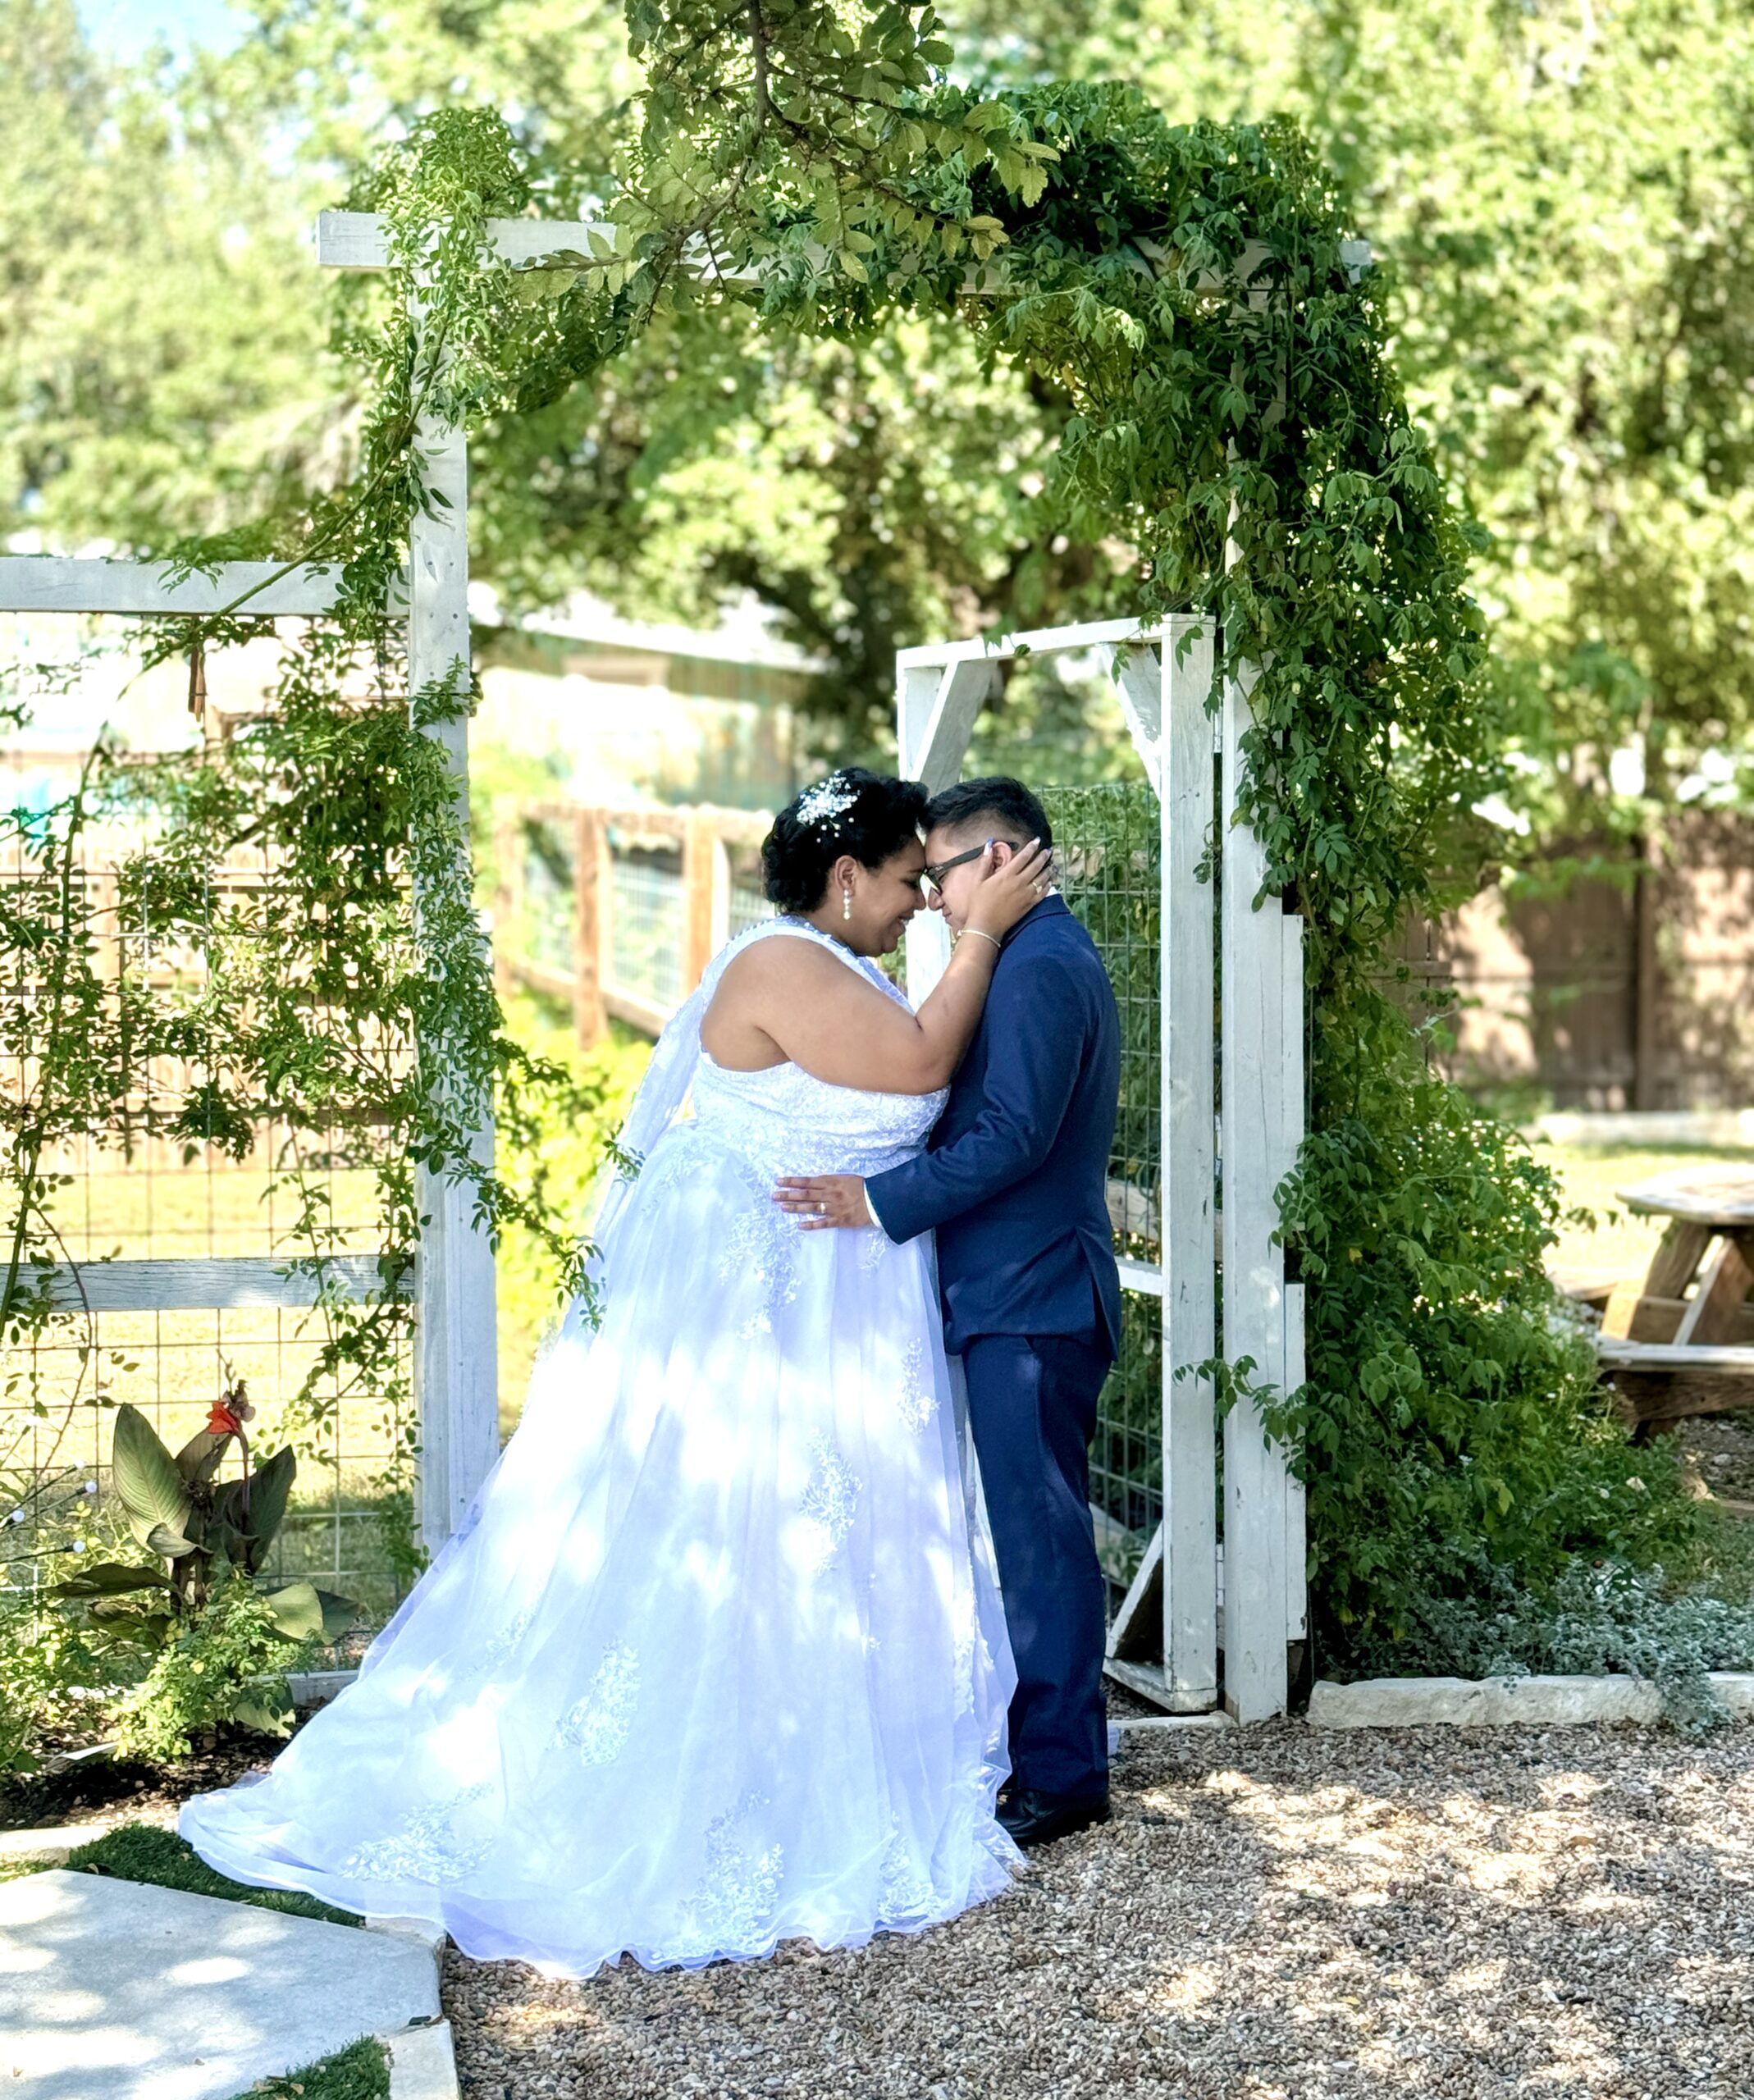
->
[50, 1374, 356, 1659]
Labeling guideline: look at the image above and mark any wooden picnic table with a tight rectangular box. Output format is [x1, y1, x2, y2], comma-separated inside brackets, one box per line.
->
[1596, 1166, 1754, 1431]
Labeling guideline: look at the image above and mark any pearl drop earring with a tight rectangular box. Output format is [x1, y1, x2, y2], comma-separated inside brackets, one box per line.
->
[842, 888, 852, 921]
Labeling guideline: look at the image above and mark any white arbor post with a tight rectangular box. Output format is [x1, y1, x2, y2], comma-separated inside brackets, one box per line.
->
[404, 401, 500, 1550]
[1218, 660, 1306, 1722]
[1160, 621, 1220, 1712]
[314, 223, 502, 1553]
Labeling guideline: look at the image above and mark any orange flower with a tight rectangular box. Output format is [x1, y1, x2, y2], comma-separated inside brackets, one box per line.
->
[206, 1402, 244, 1438]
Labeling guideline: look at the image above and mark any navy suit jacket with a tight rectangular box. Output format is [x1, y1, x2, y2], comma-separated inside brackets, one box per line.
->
[866, 896, 1121, 1359]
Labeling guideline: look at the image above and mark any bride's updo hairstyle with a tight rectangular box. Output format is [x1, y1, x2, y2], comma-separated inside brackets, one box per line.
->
[761, 768, 929, 914]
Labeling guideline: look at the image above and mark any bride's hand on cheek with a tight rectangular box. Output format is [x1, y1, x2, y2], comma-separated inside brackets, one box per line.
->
[963, 838, 1052, 940]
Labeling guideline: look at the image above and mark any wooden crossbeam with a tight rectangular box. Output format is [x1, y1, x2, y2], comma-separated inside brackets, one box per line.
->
[37, 1255, 409, 1313]
[314, 212, 1369, 298]
[0, 556, 372, 619]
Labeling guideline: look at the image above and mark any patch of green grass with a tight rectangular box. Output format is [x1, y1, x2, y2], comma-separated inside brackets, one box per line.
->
[65, 1822, 360, 1929]
[240, 2034, 390, 2099]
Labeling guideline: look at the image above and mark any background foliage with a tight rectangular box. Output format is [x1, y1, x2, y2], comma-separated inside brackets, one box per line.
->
[6, 0, 1752, 1693]
[10, 0, 1753, 809]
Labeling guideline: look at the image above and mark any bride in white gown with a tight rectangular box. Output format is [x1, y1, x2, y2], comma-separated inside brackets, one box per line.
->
[180, 769, 1052, 1976]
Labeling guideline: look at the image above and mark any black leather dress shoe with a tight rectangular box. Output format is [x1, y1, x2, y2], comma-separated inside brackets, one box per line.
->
[997, 1787, 1112, 1849]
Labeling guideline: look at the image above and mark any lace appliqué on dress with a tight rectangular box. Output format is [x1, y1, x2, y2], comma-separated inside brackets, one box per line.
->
[680, 1793, 785, 1955]
[798, 1436, 861, 1577]
[879, 1819, 937, 1924]
[716, 1197, 801, 1339]
[554, 1641, 640, 1767]
[459, 1606, 533, 1689]
[338, 1779, 495, 1887]
[898, 1338, 939, 1434]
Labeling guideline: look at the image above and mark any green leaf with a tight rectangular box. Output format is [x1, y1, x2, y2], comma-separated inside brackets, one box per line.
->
[240, 1445, 296, 1570]
[258, 1580, 325, 1641]
[838, 249, 869, 283]
[229, 1696, 295, 1739]
[111, 1404, 193, 1548]
[173, 1428, 229, 1487]
[312, 1588, 359, 1639]
[49, 1560, 171, 1598]
[144, 1523, 199, 1559]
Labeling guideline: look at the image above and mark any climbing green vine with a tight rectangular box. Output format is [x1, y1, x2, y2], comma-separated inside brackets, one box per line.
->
[5, 1, 1715, 1671]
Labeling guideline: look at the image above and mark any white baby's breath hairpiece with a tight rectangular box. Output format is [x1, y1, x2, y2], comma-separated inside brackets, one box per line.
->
[795, 771, 860, 833]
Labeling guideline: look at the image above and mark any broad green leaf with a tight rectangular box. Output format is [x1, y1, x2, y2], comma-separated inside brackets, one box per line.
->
[49, 1560, 171, 1598]
[111, 1404, 193, 1548]
[259, 1581, 326, 1641]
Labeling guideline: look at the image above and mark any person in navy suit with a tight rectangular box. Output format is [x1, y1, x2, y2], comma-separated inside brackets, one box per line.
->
[776, 777, 1121, 1847]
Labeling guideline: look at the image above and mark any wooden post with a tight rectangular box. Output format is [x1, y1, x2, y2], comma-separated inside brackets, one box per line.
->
[682, 807, 718, 990]
[406, 377, 500, 1554]
[1633, 833, 1660, 1111]
[572, 807, 606, 1051]
[710, 826, 733, 957]
[1162, 619, 1220, 1710]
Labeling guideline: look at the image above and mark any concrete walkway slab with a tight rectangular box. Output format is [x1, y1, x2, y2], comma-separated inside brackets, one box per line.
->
[0, 1869, 438, 2100]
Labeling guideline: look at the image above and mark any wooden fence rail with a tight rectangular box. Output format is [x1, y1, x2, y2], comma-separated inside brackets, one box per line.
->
[494, 801, 774, 1046]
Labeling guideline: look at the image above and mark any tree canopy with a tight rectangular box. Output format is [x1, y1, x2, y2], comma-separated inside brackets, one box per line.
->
[8, 0, 1749, 812]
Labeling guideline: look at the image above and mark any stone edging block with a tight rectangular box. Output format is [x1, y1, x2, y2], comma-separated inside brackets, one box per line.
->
[387, 2017, 460, 2100]
[1308, 1671, 1754, 1727]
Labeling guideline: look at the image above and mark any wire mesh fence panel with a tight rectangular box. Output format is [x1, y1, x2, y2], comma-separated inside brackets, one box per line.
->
[1040, 781, 1165, 1585]
[518, 817, 578, 978]
[3, 705, 417, 1630]
[607, 840, 686, 1008]
[726, 840, 773, 941]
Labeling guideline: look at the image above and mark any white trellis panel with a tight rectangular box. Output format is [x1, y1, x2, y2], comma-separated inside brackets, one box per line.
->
[4, 297, 505, 1559]
[894, 613, 1305, 1720]
[1161, 619, 1219, 1710]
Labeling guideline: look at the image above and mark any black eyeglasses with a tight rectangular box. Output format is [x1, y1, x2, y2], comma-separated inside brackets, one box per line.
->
[919, 839, 1025, 897]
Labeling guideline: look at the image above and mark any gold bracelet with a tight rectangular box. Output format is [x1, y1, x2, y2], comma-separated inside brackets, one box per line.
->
[961, 928, 1002, 952]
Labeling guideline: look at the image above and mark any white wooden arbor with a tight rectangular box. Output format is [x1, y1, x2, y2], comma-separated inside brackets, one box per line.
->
[898, 619, 1307, 1723]
[4, 212, 1338, 1707]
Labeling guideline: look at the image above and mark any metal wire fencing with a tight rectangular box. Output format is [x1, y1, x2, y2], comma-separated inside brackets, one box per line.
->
[3, 712, 416, 1631]
[1041, 780, 1167, 1583]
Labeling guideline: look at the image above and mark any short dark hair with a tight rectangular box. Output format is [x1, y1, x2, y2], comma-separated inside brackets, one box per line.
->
[761, 768, 930, 914]
[923, 775, 1052, 851]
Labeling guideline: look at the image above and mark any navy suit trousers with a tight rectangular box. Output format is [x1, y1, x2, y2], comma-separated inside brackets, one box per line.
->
[962, 1331, 1110, 1801]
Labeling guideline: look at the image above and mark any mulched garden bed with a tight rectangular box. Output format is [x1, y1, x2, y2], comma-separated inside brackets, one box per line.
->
[0, 1729, 282, 1835]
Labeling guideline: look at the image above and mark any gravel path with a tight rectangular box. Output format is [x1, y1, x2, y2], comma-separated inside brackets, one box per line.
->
[442, 1720, 1754, 2099]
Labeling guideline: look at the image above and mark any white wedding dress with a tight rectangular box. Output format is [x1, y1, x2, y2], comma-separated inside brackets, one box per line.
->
[180, 916, 1021, 1975]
